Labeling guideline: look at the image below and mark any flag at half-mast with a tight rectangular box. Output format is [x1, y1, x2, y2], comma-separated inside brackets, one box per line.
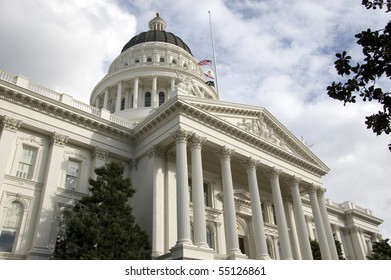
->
[197, 59, 212, 66]
[204, 69, 214, 79]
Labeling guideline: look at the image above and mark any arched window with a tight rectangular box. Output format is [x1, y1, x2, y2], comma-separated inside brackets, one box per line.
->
[158, 92, 165, 106]
[160, 57, 165, 63]
[172, 59, 177, 65]
[206, 226, 213, 248]
[0, 202, 23, 252]
[146, 57, 152, 63]
[135, 59, 140, 64]
[144, 92, 151, 107]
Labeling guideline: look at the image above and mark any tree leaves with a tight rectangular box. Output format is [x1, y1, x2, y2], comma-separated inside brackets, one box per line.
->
[327, 1, 391, 151]
[54, 161, 150, 260]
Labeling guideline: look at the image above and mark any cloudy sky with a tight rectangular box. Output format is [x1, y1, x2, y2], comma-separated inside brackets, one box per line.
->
[1, 0, 390, 238]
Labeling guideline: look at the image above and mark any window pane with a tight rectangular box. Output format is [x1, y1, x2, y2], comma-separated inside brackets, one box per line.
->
[0, 230, 16, 252]
[17, 146, 37, 179]
[65, 161, 80, 190]
[206, 227, 213, 248]
[145, 92, 151, 107]
[4, 203, 23, 228]
[158, 92, 165, 106]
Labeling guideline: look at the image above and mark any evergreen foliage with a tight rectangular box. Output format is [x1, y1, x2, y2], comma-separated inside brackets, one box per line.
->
[310, 239, 322, 260]
[368, 238, 391, 259]
[54, 161, 150, 259]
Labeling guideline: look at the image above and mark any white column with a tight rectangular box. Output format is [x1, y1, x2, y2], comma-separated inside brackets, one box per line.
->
[284, 197, 301, 259]
[133, 77, 139, 108]
[0, 116, 22, 185]
[306, 185, 331, 259]
[115, 81, 122, 113]
[27, 132, 69, 259]
[189, 133, 208, 247]
[288, 177, 313, 259]
[349, 226, 366, 259]
[103, 89, 108, 110]
[152, 76, 157, 107]
[147, 146, 165, 257]
[172, 128, 191, 245]
[243, 157, 269, 259]
[170, 77, 176, 95]
[317, 188, 339, 259]
[217, 146, 241, 255]
[266, 167, 292, 260]
[95, 97, 100, 108]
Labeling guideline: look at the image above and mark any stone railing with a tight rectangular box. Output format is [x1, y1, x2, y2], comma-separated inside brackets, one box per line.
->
[0, 68, 135, 129]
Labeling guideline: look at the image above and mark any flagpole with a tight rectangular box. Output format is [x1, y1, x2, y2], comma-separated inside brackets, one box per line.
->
[208, 11, 219, 97]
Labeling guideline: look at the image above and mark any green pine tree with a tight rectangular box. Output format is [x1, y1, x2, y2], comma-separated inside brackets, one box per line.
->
[54, 161, 150, 259]
[310, 239, 322, 260]
[368, 238, 391, 260]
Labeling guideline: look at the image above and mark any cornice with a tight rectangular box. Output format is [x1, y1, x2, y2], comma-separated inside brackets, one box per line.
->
[345, 209, 383, 225]
[0, 83, 134, 141]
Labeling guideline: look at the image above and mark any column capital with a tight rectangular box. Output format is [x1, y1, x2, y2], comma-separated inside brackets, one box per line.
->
[129, 159, 138, 170]
[264, 166, 281, 180]
[165, 151, 176, 162]
[286, 175, 302, 187]
[188, 133, 206, 148]
[51, 132, 69, 146]
[147, 145, 165, 158]
[216, 145, 235, 160]
[1, 116, 22, 132]
[303, 183, 319, 195]
[316, 187, 327, 197]
[171, 128, 189, 142]
[93, 146, 109, 160]
[242, 157, 259, 171]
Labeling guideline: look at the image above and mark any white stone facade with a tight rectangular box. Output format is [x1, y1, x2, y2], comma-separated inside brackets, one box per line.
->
[0, 15, 383, 260]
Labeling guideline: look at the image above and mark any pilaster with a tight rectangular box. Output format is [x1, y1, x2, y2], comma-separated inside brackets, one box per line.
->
[27, 131, 69, 259]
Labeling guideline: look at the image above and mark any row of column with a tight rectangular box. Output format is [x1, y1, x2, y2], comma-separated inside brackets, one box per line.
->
[171, 128, 338, 260]
[96, 76, 177, 111]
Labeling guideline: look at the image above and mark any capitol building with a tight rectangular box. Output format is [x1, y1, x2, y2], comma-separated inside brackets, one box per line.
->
[0, 14, 383, 260]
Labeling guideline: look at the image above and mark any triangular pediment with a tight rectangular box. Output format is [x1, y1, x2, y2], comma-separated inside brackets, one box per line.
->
[177, 96, 329, 174]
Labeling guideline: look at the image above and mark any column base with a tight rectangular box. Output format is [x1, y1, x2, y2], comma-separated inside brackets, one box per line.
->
[170, 243, 215, 260]
[255, 254, 271, 260]
[26, 246, 52, 260]
[226, 251, 248, 260]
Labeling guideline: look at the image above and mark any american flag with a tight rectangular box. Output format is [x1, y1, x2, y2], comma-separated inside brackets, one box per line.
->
[197, 59, 212, 66]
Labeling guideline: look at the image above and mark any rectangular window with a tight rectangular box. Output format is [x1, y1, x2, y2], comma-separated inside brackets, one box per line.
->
[204, 183, 211, 207]
[65, 160, 80, 190]
[16, 146, 37, 179]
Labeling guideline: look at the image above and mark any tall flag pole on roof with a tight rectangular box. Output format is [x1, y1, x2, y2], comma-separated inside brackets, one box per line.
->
[208, 11, 219, 97]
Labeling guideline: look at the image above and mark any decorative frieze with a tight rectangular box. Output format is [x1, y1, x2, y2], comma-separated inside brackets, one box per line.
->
[1, 115, 22, 132]
[51, 132, 69, 146]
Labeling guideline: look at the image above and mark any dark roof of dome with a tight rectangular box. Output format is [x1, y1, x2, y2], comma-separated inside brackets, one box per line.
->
[121, 30, 192, 55]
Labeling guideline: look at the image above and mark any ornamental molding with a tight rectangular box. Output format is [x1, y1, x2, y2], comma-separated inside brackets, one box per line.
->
[51, 132, 69, 146]
[1, 115, 22, 132]
[147, 145, 165, 158]
[0, 84, 133, 141]
[93, 146, 109, 160]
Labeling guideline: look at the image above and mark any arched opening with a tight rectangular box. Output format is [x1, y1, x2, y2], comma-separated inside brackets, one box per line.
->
[158, 92, 165, 106]
[144, 92, 151, 107]
[0, 202, 23, 253]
